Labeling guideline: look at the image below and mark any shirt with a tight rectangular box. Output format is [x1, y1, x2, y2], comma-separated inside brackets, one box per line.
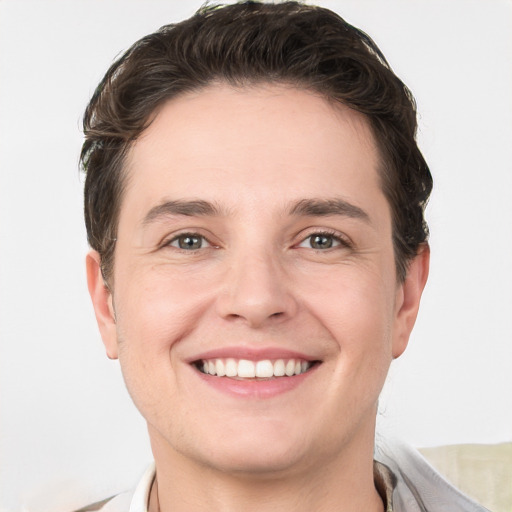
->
[75, 440, 490, 512]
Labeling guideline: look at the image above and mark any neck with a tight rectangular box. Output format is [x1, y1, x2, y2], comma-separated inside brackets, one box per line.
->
[148, 427, 384, 512]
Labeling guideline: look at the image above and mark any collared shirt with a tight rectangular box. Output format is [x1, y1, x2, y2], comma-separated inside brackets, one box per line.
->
[76, 441, 490, 512]
[78, 462, 396, 512]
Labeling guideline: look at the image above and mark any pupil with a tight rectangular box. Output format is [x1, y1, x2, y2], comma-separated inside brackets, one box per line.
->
[311, 235, 332, 249]
[179, 235, 201, 250]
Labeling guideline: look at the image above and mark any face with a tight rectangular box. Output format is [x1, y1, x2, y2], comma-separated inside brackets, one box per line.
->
[88, 84, 428, 477]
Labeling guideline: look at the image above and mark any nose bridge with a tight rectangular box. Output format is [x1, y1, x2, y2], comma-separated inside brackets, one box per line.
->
[217, 242, 296, 327]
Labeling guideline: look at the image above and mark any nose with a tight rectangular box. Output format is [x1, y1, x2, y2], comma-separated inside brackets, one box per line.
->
[216, 250, 298, 328]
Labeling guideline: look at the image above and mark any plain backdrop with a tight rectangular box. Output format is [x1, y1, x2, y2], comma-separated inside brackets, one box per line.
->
[0, 1, 511, 511]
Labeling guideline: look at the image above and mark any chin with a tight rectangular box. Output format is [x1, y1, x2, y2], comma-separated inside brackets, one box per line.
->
[201, 443, 307, 477]
[183, 420, 313, 476]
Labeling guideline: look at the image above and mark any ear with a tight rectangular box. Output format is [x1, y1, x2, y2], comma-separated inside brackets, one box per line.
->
[392, 244, 430, 359]
[86, 250, 118, 359]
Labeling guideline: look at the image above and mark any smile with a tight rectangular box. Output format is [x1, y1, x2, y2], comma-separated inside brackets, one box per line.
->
[195, 358, 315, 379]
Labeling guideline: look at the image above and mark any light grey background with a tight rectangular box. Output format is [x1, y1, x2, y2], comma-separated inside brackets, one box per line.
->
[1, 1, 511, 511]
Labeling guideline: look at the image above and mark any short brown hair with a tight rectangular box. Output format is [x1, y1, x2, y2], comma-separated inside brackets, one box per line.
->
[81, 1, 432, 282]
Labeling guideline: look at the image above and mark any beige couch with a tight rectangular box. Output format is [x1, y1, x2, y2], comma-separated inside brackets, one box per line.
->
[419, 443, 512, 512]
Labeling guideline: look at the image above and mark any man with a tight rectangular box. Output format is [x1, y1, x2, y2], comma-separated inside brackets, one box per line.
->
[80, 2, 488, 511]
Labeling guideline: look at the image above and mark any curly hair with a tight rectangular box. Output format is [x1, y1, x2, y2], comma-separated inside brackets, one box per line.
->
[81, 1, 432, 282]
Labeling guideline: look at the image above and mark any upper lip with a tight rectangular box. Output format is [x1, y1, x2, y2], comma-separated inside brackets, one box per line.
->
[186, 346, 319, 363]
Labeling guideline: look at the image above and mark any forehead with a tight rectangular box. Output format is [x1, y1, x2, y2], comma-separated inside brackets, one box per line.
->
[122, 83, 385, 221]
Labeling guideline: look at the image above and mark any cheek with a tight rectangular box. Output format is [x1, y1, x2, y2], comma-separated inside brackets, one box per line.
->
[112, 275, 205, 421]
[299, 266, 395, 384]
[111, 270, 209, 404]
[115, 266, 214, 351]
[302, 265, 395, 338]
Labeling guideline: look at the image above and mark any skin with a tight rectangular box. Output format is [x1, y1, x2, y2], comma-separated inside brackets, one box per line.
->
[87, 84, 429, 512]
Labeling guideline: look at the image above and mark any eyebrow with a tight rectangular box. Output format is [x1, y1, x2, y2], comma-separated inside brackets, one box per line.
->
[142, 197, 370, 225]
[289, 198, 370, 223]
[142, 199, 224, 225]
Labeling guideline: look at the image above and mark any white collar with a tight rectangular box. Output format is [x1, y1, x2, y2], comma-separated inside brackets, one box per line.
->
[128, 462, 155, 512]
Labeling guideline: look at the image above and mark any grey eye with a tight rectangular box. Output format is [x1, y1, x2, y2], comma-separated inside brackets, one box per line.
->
[171, 234, 207, 250]
[298, 233, 342, 250]
[309, 234, 335, 249]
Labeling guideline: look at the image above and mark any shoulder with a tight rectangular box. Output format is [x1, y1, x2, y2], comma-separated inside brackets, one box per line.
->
[72, 495, 114, 511]
[72, 491, 133, 512]
[375, 438, 490, 512]
[72, 462, 155, 512]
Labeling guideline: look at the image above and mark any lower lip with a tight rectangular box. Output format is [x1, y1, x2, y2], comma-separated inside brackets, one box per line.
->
[193, 365, 318, 399]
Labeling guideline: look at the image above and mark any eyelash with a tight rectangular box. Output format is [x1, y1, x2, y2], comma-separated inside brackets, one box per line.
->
[163, 232, 213, 251]
[162, 229, 351, 253]
[297, 230, 352, 251]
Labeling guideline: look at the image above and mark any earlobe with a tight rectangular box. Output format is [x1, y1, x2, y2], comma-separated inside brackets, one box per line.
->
[86, 250, 119, 360]
[392, 244, 430, 359]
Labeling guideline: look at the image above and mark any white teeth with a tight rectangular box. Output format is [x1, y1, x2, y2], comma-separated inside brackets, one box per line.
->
[273, 359, 286, 377]
[198, 358, 313, 378]
[238, 359, 256, 378]
[225, 358, 237, 377]
[285, 359, 295, 376]
[215, 359, 226, 377]
[255, 360, 274, 378]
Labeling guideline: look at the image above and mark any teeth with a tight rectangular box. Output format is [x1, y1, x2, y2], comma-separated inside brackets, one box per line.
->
[238, 359, 256, 378]
[274, 359, 285, 377]
[225, 358, 237, 377]
[285, 359, 295, 376]
[215, 359, 226, 377]
[255, 360, 274, 378]
[198, 358, 313, 378]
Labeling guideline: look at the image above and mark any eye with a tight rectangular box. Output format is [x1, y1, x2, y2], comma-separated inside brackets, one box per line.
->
[298, 233, 344, 250]
[168, 233, 210, 250]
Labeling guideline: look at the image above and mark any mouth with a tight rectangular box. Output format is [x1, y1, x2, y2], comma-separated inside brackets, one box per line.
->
[193, 357, 319, 380]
